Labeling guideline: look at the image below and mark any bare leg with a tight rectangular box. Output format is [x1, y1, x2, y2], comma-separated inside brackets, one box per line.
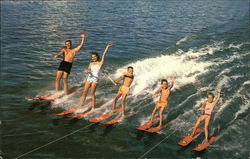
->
[190, 116, 204, 137]
[90, 82, 98, 109]
[204, 117, 210, 143]
[149, 104, 159, 123]
[112, 92, 122, 112]
[120, 94, 127, 118]
[81, 81, 91, 106]
[158, 106, 165, 127]
[55, 71, 63, 91]
[63, 72, 69, 95]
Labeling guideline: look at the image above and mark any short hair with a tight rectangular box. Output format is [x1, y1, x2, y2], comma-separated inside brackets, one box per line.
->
[65, 40, 72, 44]
[161, 79, 168, 84]
[207, 92, 215, 98]
[91, 52, 100, 61]
[127, 66, 133, 70]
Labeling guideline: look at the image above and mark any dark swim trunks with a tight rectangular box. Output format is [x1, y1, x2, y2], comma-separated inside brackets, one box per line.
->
[58, 61, 72, 74]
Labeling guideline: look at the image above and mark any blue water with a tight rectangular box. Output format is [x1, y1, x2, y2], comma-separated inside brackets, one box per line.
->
[1, 1, 249, 159]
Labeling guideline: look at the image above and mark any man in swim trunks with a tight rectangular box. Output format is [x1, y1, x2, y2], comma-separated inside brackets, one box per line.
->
[112, 66, 134, 118]
[81, 42, 113, 109]
[54, 32, 85, 96]
[190, 88, 221, 143]
[149, 78, 176, 128]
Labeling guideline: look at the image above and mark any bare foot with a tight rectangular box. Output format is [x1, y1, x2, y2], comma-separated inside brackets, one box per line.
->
[202, 139, 209, 144]
[120, 115, 125, 120]
[156, 125, 162, 129]
[189, 133, 194, 138]
[148, 120, 153, 125]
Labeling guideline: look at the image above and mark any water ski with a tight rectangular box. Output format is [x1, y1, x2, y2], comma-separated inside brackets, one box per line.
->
[193, 136, 217, 151]
[52, 108, 79, 116]
[96, 110, 137, 125]
[136, 117, 160, 131]
[145, 121, 173, 133]
[178, 128, 203, 146]
[100, 116, 124, 125]
[65, 107, 92, 118]
[26, 96, 60, 101]
[88, 107, 122, 123]
[66, 110, 93, 119]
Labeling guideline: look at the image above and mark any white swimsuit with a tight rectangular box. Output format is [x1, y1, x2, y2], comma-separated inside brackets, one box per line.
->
[86, 64, 100, 83]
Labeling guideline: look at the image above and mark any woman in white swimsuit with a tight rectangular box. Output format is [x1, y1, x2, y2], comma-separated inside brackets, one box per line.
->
[81, 42, 113, 109]
[190, 88, 221, 143]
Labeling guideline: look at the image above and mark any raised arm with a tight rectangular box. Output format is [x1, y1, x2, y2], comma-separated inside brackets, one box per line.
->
[99, 42, 113, 67]
[168, 77, 176, 89]
[54, 49, 65, 59]
[213, 88, 221, 104]
[73, 32, 85, 53]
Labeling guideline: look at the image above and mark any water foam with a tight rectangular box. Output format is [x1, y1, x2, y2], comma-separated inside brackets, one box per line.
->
[214, 78, 249, 121]
[176, 34, 197, 45]
[113, 42, 227, 96]
[231, 80, 250, 122]
[228, 42, 250, 49]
